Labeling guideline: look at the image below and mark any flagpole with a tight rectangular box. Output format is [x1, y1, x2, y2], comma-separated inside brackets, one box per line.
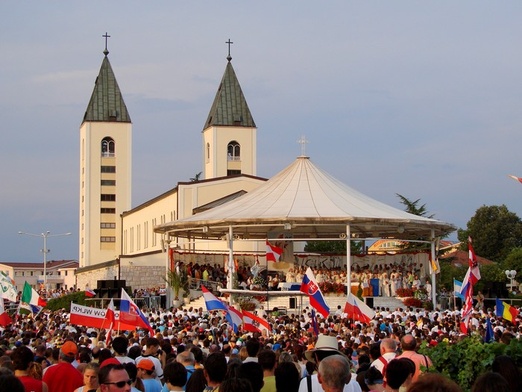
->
[430, 230, 437, 310]
[346, 225, 351, 301]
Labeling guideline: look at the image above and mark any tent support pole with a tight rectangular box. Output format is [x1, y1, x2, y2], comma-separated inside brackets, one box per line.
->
[227, 226, 234, 290]
[431, 229, 437, 310]
[346, 225, 351, 301]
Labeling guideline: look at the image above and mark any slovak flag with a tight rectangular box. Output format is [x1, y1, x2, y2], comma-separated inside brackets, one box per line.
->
[300, 267, 330, 318]
[119, 289, 154, 335]
[344, 293, 375, 323]
[202, 286, 228, 311]
[242, 309, 272, 334]
[266, 240, 283, 262]
[225, 305, 243, 333]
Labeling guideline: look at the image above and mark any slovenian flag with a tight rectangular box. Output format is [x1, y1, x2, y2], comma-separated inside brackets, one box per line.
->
[344, 293, 375, 323]
[266, 240, 283, 262]
[202, 286, 228, 311]
[300, 267, 330, 318]
[21, 282, 46, 312]
[496, 298, 519, 322]
[119, 289, 154, 335]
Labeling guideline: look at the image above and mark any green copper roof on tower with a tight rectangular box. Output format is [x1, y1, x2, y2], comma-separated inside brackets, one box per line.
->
[203, 56, 256, 130]
[82, 44, 131, 124]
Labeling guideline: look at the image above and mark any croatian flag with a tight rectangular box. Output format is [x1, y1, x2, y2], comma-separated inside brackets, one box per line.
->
[266, 240, 283, 262]
[225, 305, 243, 333]
[119, 289, 153, 335]
[243, 309, 272, 334]
[202, 286, 228, 311]
[300, 267, 330, 318]
[21, 282, 46, 312]
[460, 237, 481, 295]
[344, 293, 375, 323]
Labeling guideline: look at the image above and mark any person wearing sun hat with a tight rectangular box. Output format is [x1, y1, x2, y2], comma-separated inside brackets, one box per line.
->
[298, 334, 362, 392]
[43, 340, 84, 392]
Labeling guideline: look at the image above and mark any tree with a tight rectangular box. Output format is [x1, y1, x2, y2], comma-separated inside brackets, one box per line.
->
[304, 240, 362, 254]
[396, 193, 434, 218]
[458, 205, 522, 262]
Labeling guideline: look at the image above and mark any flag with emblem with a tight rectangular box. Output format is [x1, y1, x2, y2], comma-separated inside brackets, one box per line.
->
[300, 267, 330, 318]
[119, 289, 153, 335]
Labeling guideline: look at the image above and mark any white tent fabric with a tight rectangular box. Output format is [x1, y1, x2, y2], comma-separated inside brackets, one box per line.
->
[155, 156, 455, 240]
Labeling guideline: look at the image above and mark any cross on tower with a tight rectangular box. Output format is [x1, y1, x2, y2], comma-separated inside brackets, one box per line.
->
[226, 39, 233, 61]
[297, 135, 309, 156]
[102, 32, 111, 56]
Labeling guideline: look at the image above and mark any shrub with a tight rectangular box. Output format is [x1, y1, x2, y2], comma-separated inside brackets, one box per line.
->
[396, 288, 414, 297]
[402, 297, 422, 308]
[47, 291, 87, 311]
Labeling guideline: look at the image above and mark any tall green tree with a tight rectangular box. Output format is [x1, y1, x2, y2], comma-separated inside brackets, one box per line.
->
[458, 205, 522, 262]
[396, 193, 434, 218]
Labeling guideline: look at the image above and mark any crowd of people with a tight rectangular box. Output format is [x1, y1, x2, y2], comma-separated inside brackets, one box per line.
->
[0, 295, 520, 392]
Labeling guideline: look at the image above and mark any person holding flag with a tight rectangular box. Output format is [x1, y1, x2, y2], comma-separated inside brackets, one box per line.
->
[119, 288, 154, 335]
[460, 237, 481, 334]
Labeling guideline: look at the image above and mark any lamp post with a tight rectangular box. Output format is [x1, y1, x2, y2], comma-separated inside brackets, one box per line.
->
[505, 269, 517, 294]
[18, 230, 71, 290]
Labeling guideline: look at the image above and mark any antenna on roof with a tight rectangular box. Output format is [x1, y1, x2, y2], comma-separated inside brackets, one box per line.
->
[297, 135, 309, 157]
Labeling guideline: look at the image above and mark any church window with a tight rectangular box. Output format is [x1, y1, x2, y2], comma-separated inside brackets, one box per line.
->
[227, 141, 240, 160]
[101, 137, 115, 157]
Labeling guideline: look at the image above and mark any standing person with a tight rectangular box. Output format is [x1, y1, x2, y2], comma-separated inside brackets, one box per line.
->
[138, 359, 162, 392]
[136, 337, 164, 382]
[74, 362, 100, 392]
[203, 352, 227, 392]
[370, 339, 397, 375]
[43, 340, 84, 392]
[113, 336, 134, 364]
[385, 358, 415, 392]
[395, 335, 432, 382]
[163, 361, 187, 392]
[12, 345, 48, 392]
[317, 355, 352, 392]
[258, 349, 277, 392]
[99, 363, 132, 392]
[298, 335, 361, 392]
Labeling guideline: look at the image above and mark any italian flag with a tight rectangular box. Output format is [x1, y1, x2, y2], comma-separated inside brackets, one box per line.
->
[22, 282, 47, 308]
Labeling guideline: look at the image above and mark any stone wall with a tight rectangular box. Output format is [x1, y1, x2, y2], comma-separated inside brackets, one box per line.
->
[120, 265, 165, 291]
[76, 264, 119, 290]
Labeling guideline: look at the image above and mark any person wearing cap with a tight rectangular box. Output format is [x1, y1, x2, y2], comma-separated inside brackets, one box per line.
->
[42, 340, 84, 392]
[137, 358, 162, 392]
[136, 337, 164, 382]
[298, 335, 362, 392]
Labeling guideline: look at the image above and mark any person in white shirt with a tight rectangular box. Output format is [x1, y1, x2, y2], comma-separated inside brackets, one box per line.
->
[370, 338, 397, 374]
[298, 334, 361, 392]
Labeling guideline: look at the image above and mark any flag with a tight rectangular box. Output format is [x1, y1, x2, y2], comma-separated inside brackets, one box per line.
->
[495, 298, 519, 322]
[344, 293, 375, 323]
[453, 279, 464, 300]
[300, 267, 330, 318]
[266, 240, 283, 262]
[202, 286, 228, 311]
[484, 317, 494, 343]
[429, 256, 440, 275]
[85, 288, 96, 298]
[21, 282, 46, 313]
[69, 303, 136, 330]
[460, 237, 481, 295]
[460, 283, 474, 334]
[105, 298, 115, 346]
[508, 174, 522, 184]
[243, 310, 272, 334]
[0, 298, 12, 327]
[0, 272, 18, 302]
[119, 289, 154, 334]
[225, 305, 243, 333]
[310, 309, 319, 336]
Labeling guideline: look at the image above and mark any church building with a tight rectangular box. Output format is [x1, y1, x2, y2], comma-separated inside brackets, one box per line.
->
[76, 43, 267, 291]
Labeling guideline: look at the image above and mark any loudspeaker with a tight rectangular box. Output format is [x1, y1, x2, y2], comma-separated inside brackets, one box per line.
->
[289, 297, 297, 308]
[365, 297, 374, 308]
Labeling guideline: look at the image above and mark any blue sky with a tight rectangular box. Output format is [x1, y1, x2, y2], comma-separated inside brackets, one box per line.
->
[2, 2, 522, 262]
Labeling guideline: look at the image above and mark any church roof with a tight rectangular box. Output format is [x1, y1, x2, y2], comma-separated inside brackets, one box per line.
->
[203, 59, 256, 130]
[155, 156, 455, 241]
[82, 54, 131, 124]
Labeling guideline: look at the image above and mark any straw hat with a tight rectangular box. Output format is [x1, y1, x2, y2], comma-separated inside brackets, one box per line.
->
[304, 334, 342, 363]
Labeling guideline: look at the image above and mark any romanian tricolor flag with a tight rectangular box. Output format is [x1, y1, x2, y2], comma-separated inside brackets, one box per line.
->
[496, 298, 519, 322]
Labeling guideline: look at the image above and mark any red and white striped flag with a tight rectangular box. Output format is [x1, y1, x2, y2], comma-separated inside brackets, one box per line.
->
[105, 298, 115, 347]
[508, 174, 522, 184]
[242, 309, 272, 334]
[266, 240, 283, 262]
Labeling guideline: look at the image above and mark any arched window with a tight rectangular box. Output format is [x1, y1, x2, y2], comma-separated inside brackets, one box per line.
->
[101, 137, 115, 157]
[227, 141, 240, 161]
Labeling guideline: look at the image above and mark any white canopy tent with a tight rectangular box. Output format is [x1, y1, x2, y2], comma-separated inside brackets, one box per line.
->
[155, 156, 455, 308]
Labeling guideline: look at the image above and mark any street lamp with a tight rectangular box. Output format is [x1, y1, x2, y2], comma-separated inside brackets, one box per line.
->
[18, 230, 71, 290]
[505, 269, 517, 294]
